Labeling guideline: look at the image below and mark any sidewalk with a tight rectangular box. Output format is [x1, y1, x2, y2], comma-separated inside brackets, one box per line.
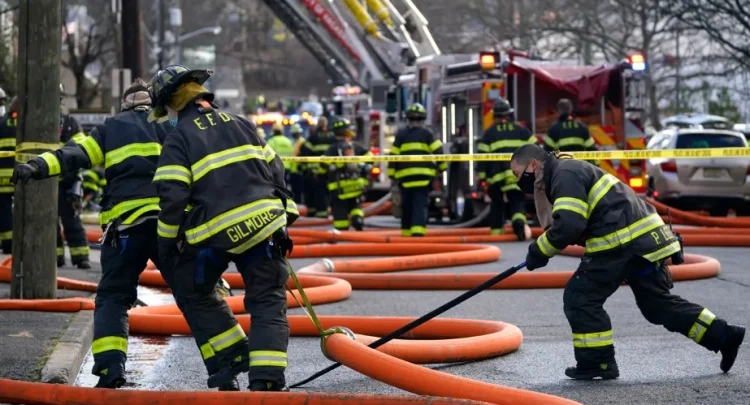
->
[0, 252, 101, 386]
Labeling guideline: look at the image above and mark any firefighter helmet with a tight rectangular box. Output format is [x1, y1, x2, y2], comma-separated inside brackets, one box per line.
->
[406, 103, 427, 120]
[330, 116, 354, 137]
[272, 121, 284, 133]
[149, 64, 213, 117]
[0, 86, 6, 102]
[492, 98, 514, 117]
[291, 123, 303, 134]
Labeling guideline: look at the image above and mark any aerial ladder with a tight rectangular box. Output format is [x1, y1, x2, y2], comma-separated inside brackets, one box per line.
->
[260, 0, 441, 94]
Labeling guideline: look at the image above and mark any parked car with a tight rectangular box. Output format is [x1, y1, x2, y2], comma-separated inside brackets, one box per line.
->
[645, 128, 750, 216]
[662, 113, 734, 130]
[733, 123, 750, 142]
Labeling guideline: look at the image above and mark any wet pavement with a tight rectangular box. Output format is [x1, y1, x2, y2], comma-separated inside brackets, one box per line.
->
[71, 219, 750, 404]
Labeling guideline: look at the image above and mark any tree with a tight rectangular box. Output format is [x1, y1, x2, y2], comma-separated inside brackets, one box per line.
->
[0, 3, 18, 95]
[62, 0, 117, 108]
[708, 87, 741, 123]
[670, 0, 750, 72]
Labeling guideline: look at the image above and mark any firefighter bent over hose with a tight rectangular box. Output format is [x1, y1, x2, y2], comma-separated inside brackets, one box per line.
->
[149, 65, 299, 392]
[511, 144, 746, 380]
[81, 167, 106, 210]
[388, 103, 445, 237]
[300, 118, 334, 218]
[12, 79, 179, 389]
[478, 99, 534, 240]
[321, 116, 371, 231]
[58, 83, 90, 268]
[0, 97, 18, 254]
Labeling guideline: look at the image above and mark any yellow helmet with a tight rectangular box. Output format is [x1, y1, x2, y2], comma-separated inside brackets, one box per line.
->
[272, 122, 284, 133]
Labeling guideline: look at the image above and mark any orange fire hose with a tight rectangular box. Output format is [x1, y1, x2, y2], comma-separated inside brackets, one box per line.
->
[1, 200, 746, 405]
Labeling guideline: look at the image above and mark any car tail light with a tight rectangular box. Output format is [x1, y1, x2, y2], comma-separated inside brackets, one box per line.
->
[371, 166, 381, 176]
[629, 177, 644, 189]
[471, 192, 478, 199]
[660, 161, 677, 172]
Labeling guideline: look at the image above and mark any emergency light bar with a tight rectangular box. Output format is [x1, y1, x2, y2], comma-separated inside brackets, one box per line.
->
[446, 51, 501, 77]
[629, 53, 646, 71]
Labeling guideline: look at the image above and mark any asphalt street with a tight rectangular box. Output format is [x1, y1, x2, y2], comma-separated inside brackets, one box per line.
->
[72, 219, 750, 405]
[0, 258, 101, 382]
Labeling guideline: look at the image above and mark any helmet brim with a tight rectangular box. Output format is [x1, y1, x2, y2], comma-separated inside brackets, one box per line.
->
[151, 69, 213, 117]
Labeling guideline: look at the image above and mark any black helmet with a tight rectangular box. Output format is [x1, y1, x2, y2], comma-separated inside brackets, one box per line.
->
[406, 103, 427, 121]
[330, 116, 353, 137]
[492, 98, 514, 117]
[148, 65, 213, 117]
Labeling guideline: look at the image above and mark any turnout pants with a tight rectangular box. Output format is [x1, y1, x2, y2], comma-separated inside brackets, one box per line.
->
[57, 188, 89, 263]
[330, 195, 364, 231]
[487, 186, 526, 235]
[0, 193, 12, 253]
[311, 175, 329, 218]
[564, 253, 730, 369]
[172, 239, 290, 387]
[91, 220, 218, 377]
[399, 185, 428, 237]
[289, 173, 304, 204]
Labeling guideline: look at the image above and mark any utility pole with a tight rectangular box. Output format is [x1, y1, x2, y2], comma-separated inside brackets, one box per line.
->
[121, 0, 143, 79]
[675, 25, 681, 114]
[158, 0, 166, 70]
[11, 0, 62, 299]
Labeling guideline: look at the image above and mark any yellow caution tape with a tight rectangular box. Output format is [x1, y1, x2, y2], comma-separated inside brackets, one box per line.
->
[280, 147, 750, 163]
[16, 142, 58, 152]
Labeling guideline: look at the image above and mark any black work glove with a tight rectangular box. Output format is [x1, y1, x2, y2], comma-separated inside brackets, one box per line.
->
[525, 243, 549, 271]
[273, 227, 294, 257]
[11, 162, 40, 184]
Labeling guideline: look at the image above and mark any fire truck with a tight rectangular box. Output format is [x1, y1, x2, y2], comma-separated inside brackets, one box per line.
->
[390, 50, 650, 222]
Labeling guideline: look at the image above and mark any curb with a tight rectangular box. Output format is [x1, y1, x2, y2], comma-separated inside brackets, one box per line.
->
[40, 306, 94, 385]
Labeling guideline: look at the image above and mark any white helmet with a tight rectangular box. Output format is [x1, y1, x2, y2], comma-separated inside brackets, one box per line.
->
[0, 87, 6, 100]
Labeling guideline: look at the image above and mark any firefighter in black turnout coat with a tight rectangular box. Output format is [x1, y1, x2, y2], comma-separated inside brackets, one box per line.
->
[478, 98, 536, 239]
[149, 65, 299, 392]
[510, 144, 746, 380]
[387, 103, 445, 237]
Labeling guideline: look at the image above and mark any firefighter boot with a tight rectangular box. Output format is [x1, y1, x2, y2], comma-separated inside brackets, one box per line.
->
[720, 325, 745, 373]
[351, 216, 364, 231]
[512, 221, 526, 241]
[207, 353, 250, 389]
[218, 378, 240, 391]
[93, 362, 126, 389]
[564, 361, 619, 380]
[74, 259, 92, 270]
[248, 380, 290, 392]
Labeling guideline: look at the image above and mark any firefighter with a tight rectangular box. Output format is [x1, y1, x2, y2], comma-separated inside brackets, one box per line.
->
[511, 144, 746, 380]
[81, 168, 103, 209]
[13, 79, 177, 388]
[289, 123, 305, 204]
[477, 98, 535, 240]
[387, 103, 445, 237]
[300, 116, 334, 218]
[266, 121, 293, 186]
[149, 65, 298, 392]
[0, 96, 17, 253]
[543, 98, 597, 153]
[320, 116, 371, 231]
[58, 83, 90, 268]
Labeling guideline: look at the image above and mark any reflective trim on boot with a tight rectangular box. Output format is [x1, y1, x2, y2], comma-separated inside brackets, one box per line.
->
[248, 380, 289, 392]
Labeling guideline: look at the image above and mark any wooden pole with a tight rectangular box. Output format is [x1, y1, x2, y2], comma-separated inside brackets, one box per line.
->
[121, 0, 143, 79]
[11, 0, 62, 299]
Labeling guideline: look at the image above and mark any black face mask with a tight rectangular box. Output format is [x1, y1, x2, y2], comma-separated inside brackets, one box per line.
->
[517, 163, 536, 194]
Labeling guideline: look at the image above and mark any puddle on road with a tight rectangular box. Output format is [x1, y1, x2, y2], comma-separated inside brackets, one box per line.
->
[74, 286, 175, 389]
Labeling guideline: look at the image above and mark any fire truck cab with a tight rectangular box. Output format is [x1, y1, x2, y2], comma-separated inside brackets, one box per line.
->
[391, 50, 650, 223]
